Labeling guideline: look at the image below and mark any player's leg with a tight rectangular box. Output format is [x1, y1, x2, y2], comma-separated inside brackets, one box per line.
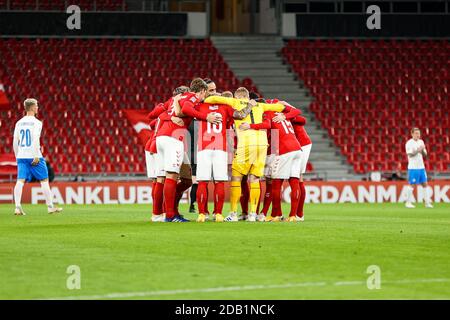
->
[405, 168, 417, 208]
[158, 136, 188, 222]
[239, 176, 249, 219]
[260, 178, 272, 216]
[297, 144, 311, 219]
[152, 150, 166, 221]
[227, 171, 243, 222]
[175, 160, 192, 216]
[421, 169, 433, 208]
[30, 158, 62, 214]
[287, 151, 302, 222]
[270, 178, 283, 222]
[196, 150, 213, 222]
[297, 174, 306, 220]
[211, 150, 228, 222]
[14, 179, 26, 215]
[247, 145, 267, 222]
[213, 181, 225, 222]
[189, 173, 198, 213]
[260, 154, 276, 220]
[14, 159, 28, 215]
[227, 145, 249, 221]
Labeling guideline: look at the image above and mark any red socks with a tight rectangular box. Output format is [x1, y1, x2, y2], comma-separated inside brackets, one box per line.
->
[289, 177, 300, 217]
[271, 179, 283, 217]
[153, 182, 164, 215]
[213, 182, 225, 214]
[260, 181, 272, 216]
[256, 181, 263, 214]
[240, 178, 250, 215]
[163, 178, 177, 219]
[197, 181, 209, 214]
[297, 181, 306, 218]
[174, 178, 192, 215]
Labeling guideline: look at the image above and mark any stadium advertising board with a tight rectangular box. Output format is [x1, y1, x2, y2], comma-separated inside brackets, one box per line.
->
[0, 181, 449, 205]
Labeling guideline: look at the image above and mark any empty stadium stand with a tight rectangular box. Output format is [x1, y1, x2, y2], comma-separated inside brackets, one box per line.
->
[0, 38, 244, 175]
[282, 39, 450, 174]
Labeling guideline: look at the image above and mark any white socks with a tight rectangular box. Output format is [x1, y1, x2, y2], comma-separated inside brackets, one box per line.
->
[406, 185, 414, 204]
[14, 180, 24, 208]
[424, 186, 432, 205]
[40, 180, 54, 208]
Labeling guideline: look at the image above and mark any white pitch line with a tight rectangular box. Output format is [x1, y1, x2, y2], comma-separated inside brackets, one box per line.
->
[39, 278, 450, 300]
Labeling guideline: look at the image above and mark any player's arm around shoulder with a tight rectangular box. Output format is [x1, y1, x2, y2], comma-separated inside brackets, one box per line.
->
[232, 99, 256, 120]
[260, 102, 285, 112]
[204, 96, 239, 108]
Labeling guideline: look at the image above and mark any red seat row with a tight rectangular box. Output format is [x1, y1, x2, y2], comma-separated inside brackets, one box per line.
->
[0, 38, 259, 175]
[283, 39, 450, 174]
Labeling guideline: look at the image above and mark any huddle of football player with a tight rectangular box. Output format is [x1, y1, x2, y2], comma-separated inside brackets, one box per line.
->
[145, 78, 311, 223]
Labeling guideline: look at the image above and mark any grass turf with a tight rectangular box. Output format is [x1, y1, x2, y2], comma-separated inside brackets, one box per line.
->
[0, 203, 449, 300]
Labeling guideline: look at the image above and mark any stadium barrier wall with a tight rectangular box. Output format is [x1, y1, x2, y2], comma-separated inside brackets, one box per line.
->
[0, 12, 187, 36]
[0, 181, 449, 205]
[291, 13, 450, 37]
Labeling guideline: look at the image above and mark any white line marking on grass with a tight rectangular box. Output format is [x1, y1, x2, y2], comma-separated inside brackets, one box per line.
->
[39, 278, 450, 300]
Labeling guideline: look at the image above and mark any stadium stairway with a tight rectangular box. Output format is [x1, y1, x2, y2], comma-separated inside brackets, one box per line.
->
[212, 36, 360, 180]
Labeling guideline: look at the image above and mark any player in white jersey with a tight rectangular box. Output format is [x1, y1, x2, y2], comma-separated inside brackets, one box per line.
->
[12, 98, 63, 215]
[404, 127, 433, 209]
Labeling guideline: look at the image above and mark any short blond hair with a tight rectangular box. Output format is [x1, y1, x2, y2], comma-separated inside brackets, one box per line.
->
[411, 127, 420, 134]
[234, 87, 249, 99]
[23, 98, 38, 111]
[221, 91, 233, 98]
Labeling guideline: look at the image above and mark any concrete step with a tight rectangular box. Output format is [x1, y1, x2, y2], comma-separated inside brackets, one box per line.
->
[224, 55, 281, 62]
[252, 77, 297, 85]
[213, 35, 357, 179]
[261, 90, 311, 97]
[228, 62, 285, 70]
[312, 161, 348, 169]
[218, 49, 280, 55]
[234, 69, 291, 77]
[257, 84, 301, 92]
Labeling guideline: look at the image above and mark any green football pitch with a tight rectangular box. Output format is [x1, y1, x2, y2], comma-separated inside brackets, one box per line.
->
[0, 203, 449, 300]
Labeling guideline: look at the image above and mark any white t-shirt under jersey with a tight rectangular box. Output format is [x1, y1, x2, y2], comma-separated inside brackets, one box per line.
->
[13, 116, 43, 159]
[405, 138, 425, 169]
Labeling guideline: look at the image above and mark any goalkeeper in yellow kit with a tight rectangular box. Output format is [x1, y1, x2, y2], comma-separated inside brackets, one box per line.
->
[204, 87, 291, 222]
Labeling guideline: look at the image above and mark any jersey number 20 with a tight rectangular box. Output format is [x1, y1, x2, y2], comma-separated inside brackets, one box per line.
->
[19, 129, 32, 147]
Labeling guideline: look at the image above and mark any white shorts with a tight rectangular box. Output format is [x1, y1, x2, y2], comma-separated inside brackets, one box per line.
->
[300, 143, 312, 174]
[145, 151, 157, 179]
[264, 154, 276, 178]
[196, 149, 228, 181]
[271, 150, 303, 179]
[155, 136, 189, 176]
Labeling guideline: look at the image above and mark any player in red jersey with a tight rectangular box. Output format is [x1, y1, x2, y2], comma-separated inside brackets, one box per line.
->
[263, 99, 311, 222]
[155, 78, 222, 222]
[193, 93, 255, 223]
[146, 89, 188, 222]
[239, 102, 301, 222]
[291, 114, 312, 222]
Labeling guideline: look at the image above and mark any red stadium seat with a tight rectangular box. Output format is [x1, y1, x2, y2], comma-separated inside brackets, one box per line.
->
[0, 38, 244, 174]
[282, 39, 449, 173]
